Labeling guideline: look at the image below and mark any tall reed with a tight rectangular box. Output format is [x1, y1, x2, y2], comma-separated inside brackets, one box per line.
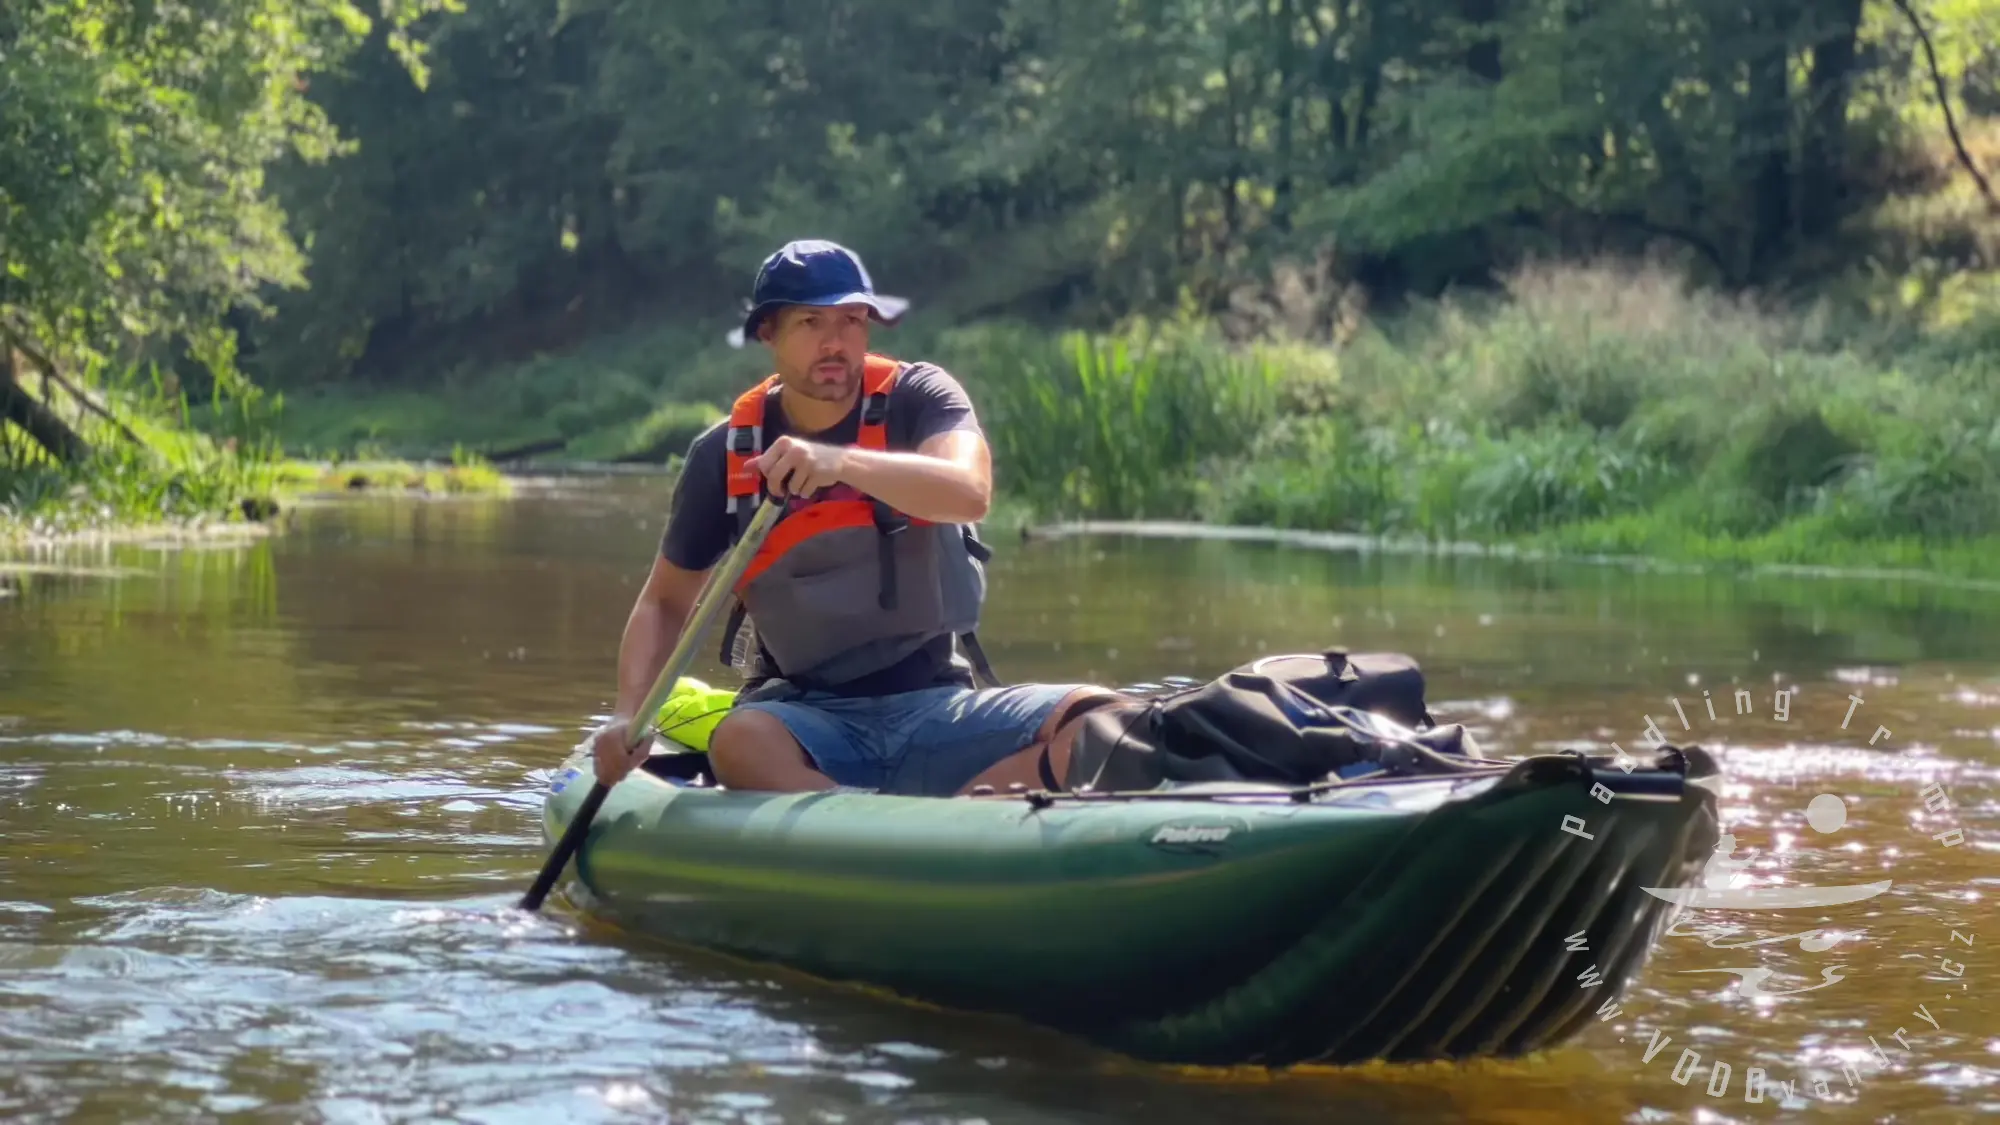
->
[946, 321, 1283, 520]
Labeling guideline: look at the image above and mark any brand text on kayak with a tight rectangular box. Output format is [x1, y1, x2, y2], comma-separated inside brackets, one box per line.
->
[1150, 824, 1234, 846]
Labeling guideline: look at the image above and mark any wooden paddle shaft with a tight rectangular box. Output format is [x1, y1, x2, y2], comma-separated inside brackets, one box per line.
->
[518, 497, 780, 911]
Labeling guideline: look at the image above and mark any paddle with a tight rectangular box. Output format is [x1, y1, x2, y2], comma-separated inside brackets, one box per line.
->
[518, 496, 782, 912]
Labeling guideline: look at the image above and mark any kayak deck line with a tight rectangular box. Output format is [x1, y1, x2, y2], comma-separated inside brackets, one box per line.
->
[955, 745, 1695, 810]
[539, 741, 1719, 1069]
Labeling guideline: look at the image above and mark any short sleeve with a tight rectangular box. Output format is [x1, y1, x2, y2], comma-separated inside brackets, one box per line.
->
[658, 422, 734, 571]
[890, 361, 984, 449]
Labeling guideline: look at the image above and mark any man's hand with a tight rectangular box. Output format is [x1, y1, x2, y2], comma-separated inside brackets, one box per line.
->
[588, 716, 656, 786]
[747, 435, 847, 499]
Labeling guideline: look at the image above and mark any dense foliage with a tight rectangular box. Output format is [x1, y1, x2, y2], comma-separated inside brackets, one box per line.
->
[2, 0, 452, 531]
[242, 0, 2000, 387]
[1, 0, 449, 383]
[5, 0, 1998, 564]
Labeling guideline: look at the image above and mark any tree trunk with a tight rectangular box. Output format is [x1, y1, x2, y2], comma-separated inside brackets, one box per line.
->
[1742, 6, 1798, 276]
[1, 350, 93, 464]
[1272, 0, 1298, 233]
[1800, 0, 1865, 237]
[1462, 0, 1503, 84]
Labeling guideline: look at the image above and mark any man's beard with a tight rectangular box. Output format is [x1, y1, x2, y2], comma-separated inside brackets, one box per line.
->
[793, 358, 861, 402]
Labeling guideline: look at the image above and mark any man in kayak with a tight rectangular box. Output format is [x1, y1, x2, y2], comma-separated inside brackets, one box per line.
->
[587, 240, 1116, 795]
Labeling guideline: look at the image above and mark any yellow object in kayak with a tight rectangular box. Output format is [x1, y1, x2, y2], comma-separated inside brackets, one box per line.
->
[650, 677, 736, 752]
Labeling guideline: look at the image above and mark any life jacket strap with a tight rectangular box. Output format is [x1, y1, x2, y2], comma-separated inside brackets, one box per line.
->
[958, 630, 1003, 688]
[859, 383, 891, 435]
[961, 524, 993, 563]
[870, 499, 907, 610]
[718, 598, 751, 671]
[954, 528, 999, 685]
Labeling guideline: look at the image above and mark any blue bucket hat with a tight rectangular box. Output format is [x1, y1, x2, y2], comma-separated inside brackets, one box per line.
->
[731, 240, 910, 346]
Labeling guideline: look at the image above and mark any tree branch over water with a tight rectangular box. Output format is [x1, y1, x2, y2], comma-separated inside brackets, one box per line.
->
[1891, 0, 2000, 214]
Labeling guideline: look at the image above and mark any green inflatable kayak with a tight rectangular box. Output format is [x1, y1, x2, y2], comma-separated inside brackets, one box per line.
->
[537, 740, 1720, 1069]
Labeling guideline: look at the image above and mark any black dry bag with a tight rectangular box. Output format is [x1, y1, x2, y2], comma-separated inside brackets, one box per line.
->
[1063, 648, 1485, 792]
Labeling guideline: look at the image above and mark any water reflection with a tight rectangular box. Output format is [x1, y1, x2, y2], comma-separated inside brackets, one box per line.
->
[1, 477, 1994, 1123]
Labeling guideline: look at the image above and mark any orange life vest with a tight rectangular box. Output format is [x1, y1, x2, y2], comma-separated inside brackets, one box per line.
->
[724, 354, 921, 591]
[716, 353, 997, 691]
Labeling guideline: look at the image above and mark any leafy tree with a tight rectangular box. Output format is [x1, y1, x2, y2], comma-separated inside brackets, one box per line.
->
[13, 0, 1996, 410]
[1, 0, 451, 460]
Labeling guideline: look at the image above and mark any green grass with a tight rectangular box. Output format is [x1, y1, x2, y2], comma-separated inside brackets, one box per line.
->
[269, 452, 512, 497]
[269, 318, 752, 462]
[941, 320, 1286, 520]
[1, 435, 280, 541]
[3, 366, 284, 542]
[1526, 513, 2000, 582]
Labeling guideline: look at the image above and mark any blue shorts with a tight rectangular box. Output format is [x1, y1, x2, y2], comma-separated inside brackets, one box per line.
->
[735, 682, 1091, 796]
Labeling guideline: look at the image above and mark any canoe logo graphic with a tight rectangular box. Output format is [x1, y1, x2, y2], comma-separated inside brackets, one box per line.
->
[1148, 821, 1237, 855]
[1557, 686, 1976, 1109]
[1644, 797, 1884, 1000]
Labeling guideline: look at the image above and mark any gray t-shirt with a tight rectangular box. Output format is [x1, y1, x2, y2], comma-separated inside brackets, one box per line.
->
[658, 360, 984, 694]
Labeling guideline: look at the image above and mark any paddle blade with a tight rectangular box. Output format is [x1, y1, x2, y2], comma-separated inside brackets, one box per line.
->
[518, 780, 609, 912]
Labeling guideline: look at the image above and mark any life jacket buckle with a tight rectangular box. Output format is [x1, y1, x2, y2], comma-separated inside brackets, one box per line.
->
[871, 499, 909, 536]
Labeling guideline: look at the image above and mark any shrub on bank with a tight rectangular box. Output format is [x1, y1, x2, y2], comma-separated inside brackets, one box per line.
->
[270, 451, 511, 496]
[239, 256, 2000, 574]
[958, 259, 2000, 570]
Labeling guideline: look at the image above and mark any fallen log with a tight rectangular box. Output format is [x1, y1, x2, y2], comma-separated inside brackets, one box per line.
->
[1, 350, 92, 464]
[0, 323, 149, 449]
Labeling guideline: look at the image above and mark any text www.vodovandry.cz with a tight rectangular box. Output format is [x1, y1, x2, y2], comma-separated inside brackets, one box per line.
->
[1557, 686, 1977, 1107]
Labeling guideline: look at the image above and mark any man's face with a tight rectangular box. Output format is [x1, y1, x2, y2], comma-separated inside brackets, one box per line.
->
[761, 304, 871, 403]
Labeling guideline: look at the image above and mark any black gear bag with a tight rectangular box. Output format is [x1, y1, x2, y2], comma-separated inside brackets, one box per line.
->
[1062, 648, 1488, 792]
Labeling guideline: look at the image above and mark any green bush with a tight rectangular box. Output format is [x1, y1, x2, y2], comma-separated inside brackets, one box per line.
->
[1460, 425, 1670, 534]
[1818, 420, 2000, 540]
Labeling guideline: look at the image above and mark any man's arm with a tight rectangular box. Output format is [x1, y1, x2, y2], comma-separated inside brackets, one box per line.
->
[589, 555, 709, 785]
[611, 554, 710, 722]
[834, 430, 991, 523]
[622, 421, 730, 718]
[590, 425, 730, 784]
[748, 363, 993, 522]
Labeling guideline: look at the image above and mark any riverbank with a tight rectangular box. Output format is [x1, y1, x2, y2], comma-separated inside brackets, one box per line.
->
[3, 444, 513, 549]
[261, 258, 2000, 581]
[5, 359, 520, 549]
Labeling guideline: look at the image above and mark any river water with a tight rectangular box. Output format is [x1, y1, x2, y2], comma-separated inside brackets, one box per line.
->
[2, 476, 1994, 1124]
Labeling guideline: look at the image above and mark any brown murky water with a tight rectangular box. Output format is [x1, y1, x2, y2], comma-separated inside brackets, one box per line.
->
[2, 476, 1994, 1124]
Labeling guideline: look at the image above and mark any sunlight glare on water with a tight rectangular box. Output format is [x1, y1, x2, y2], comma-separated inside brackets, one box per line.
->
[1, 478, 1993, 1123]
